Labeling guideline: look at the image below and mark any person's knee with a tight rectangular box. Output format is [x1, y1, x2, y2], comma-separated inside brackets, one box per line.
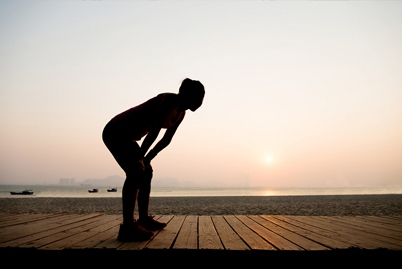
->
[125, 162, 145, 177]
[125, 167, 152, 187]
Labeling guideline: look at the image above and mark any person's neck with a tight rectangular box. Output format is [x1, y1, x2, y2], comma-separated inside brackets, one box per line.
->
[177, 94, 188, 111]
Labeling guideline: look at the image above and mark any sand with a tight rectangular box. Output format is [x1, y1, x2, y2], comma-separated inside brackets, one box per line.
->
[1, 194, 401, 216]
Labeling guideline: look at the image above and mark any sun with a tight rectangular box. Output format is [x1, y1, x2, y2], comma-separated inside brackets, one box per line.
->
[266, 157, 272, 162]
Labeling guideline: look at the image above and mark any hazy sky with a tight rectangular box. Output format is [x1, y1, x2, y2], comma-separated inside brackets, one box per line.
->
[1, 1, 401, 188]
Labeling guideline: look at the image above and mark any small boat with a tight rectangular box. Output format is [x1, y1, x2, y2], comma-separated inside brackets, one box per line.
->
[107, 187, 117, 192]
[10, 190, 34, 195]
[88, 189, 99, 193]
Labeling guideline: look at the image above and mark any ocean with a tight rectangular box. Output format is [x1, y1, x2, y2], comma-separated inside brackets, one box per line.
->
[1, 184, 401, 198]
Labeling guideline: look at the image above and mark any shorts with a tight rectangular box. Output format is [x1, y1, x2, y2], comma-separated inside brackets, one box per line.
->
[102, 120, 153, 185]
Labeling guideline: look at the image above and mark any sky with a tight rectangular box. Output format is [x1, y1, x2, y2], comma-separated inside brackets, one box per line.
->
[1, 1, 401, 188]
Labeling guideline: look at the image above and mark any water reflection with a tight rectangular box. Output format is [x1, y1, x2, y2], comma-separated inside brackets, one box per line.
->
[261, 188, 279, 196]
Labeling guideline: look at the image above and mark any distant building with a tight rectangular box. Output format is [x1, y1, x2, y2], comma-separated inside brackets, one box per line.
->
[81, 175, 125, 187]
[59, 178, 75, 185]
[59, 178, 69, 185]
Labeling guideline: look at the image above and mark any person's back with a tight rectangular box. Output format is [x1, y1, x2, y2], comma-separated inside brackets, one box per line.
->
[110, 93, 183, 141]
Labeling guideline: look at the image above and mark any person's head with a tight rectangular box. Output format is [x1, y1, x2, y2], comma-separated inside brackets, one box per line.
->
[178, 78, 205, 112]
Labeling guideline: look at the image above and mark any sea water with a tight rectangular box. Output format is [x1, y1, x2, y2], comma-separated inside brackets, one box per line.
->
[1, 185, 401, 198]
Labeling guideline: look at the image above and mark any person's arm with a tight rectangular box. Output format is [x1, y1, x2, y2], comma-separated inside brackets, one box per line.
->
[140, 126, 161, 159]
[144, 112, 185, 164]
[140, 95, 175, 159]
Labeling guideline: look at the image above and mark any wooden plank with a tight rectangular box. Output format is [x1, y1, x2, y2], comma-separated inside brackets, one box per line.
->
[0, 213, 19, 222]
[172, 215, 198, 250]
[16, 214, 105, 249]
[198, 216, 224, 250]
[0, 214, 81, 243]
[86, 224, 121, 249]
[266, 215, 353, 250]
[320, 216, 402, 248]
[36, 215, 117, 250]
[0, 214, 40, 227]
[0, 214, 63, 228]
[0, 214, 103, 246]
[145, 215, 185, 249]
[273, 216, 360, 249]
[1, 214, 401, 252]
[212, 216, 249, 251]
[252, 216, 329, 251]
[69, 218, 122, 249]
[384, 216, 402, 221]
[224, 215, 276, 251]
[92, 229, 124, 250]
[117, 215, 173, 251]
[0, 214, 86, 233]
[236, 215, 302, 250]
[93, 215, 156, 251]
[355, 216, 402, 231]
[292, 216, 402, 250]
[325, 216, 402, 238]
[286, 216, 381, 250]
[39, 215, 121, 250]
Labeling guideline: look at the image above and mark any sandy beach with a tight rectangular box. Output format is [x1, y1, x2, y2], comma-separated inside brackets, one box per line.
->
[1, 194, 401, 216]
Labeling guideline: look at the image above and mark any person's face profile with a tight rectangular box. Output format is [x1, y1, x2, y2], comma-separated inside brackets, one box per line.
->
[189, 96, 203, 112]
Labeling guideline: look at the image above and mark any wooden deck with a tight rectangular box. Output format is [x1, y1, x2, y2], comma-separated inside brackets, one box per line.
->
[0, 213, 401, 264]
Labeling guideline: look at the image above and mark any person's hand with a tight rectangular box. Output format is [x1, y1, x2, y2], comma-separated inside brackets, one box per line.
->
[143, 161, 153, 180]
[136, 158, 146, 171]
[145, 162, 153, 172]
[143, 156, 151, 167]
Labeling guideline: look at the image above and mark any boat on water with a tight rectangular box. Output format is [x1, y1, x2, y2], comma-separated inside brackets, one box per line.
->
[10, 190, 34, 195]
[88, 189, 99, 193]
[107, 187, 117, 192]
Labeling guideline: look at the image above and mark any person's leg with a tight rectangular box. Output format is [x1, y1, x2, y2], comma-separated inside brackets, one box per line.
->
[114, 143, 143, 225]
[137, 166, 152, 219]
[109, 147, 155, 240]
[103, 123, 154, 241]
[103, 127, 143, 225]
[137, 165, 167, 231]
[122, 176, 139, 225]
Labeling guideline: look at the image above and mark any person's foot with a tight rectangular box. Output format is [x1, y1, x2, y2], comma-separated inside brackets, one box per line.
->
[117, 222, 154, 241]
[138, 215, 167, 231]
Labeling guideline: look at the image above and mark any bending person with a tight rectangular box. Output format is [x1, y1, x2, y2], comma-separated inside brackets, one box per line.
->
[102, 78, 205, 241]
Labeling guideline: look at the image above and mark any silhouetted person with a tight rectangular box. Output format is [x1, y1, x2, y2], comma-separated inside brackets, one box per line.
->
[102, 78, 205, 241]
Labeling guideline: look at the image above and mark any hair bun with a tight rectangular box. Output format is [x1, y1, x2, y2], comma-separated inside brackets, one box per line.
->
[179, 78, 205, 97]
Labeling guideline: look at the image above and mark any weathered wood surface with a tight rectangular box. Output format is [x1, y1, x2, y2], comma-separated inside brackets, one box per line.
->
[0, 214, 401, 251]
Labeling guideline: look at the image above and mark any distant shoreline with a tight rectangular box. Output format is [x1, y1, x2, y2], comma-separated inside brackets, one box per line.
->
[1, 185, 401, 198]
[1, 194, 401, 216]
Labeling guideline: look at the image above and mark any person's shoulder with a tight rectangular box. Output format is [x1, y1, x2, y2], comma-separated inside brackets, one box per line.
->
[156, 93, 179, 107]
[156, 92, 178, 100]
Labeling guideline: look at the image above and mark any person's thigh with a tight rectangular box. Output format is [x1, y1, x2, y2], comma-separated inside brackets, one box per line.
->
[103, 121, 144, 176]
[106, 140, 143, 176]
